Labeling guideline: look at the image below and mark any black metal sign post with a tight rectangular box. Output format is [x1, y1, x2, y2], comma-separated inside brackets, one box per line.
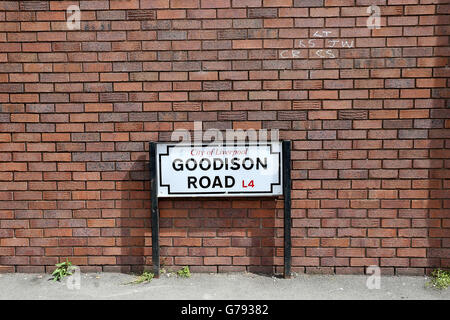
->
[150, 141, 291, 279]
[283, 140, 292, 279]
[150, 142, 160, 277]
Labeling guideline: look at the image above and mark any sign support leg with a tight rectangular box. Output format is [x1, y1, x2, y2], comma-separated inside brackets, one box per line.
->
[283, 140, 292, 279]
[150, 142, 160, 278]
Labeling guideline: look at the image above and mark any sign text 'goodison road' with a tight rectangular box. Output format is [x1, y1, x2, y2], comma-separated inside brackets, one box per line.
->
[156, 143, 282, 197]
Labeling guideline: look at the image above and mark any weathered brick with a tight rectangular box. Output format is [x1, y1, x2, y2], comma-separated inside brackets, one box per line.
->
[248, 8, 278, 18]
[217, 29, 247, 40]
[126, 10, 156, 20]
[142, 20, 171, 30]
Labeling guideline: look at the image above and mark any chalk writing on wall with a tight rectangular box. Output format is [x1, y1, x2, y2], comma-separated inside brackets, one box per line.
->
[279, 30, 354, 60]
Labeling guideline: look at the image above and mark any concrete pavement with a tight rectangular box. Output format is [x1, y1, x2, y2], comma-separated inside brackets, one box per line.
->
[0, 272, 448, 300]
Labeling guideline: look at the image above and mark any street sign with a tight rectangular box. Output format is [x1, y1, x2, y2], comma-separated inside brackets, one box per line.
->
[156, 142, 283, 197]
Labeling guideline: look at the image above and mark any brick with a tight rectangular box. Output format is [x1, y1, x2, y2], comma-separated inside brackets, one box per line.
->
[126, 10, 156, 20]
[157, 30, 187, 41]
[20, 1, 49, 11]
[248, 8, 278, 18]
[201, 0, 230, 8]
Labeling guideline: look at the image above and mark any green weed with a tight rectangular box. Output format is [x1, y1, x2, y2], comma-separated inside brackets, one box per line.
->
[127, 271, 155, 284]
[51, 258, 73, 282]
[426, 269, 450, 290]
[177, 266, 191, 278]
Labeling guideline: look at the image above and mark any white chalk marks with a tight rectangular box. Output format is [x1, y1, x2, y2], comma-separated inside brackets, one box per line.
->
[279, 30, 354, 60]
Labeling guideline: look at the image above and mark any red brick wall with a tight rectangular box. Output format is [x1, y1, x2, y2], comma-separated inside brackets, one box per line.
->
[0, 0, 448, 275]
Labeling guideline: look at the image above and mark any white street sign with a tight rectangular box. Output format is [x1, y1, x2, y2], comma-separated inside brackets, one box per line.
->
[156, 143, 283, 197]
